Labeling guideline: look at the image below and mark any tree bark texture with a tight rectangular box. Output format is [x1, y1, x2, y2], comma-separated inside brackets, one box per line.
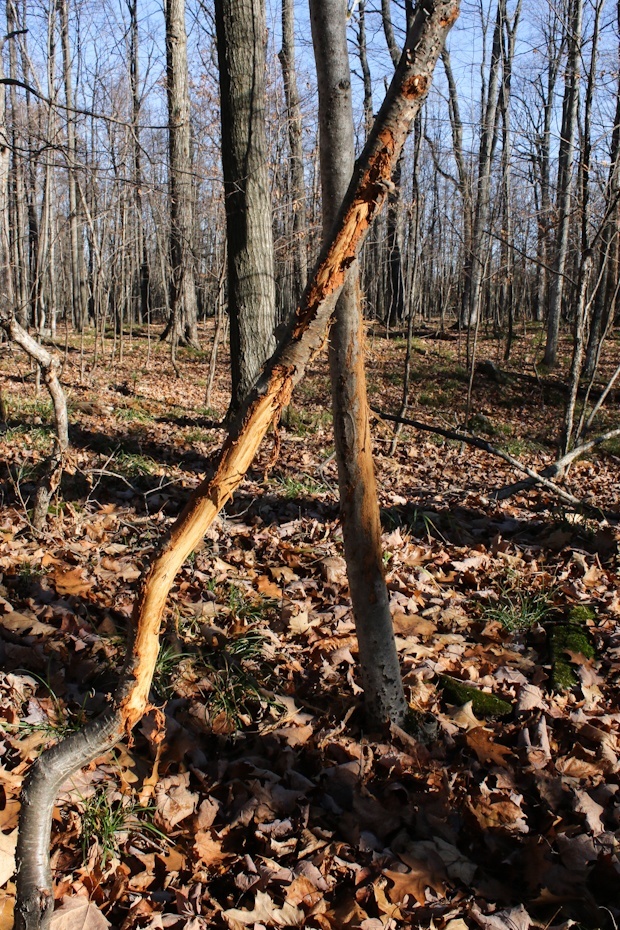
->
[59, 0, 88, 331]
[165, 0, 199, 348]
[215, 0, 277, 413]
[15, 3, 459, 924]
[279, 0, 308, 306]
[310, 0, 407, 727]
[544, 0, 583, 367]
[462, 0, 504, 328]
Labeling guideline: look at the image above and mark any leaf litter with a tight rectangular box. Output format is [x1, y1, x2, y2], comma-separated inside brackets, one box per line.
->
[0, 324, 619, 928]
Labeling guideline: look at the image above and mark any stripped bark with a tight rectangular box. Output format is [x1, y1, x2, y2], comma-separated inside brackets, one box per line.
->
[14, 3, 459, 925]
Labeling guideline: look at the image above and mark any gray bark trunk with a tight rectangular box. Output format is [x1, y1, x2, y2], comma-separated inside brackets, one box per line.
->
[59, 0, 88, 330]
[463, 0, 504, 328]
[310, 0, 407, 727]
[279, 0, 307, 307]
[543, 0, 583, 366]
[215, 0, 277, 414]
[165, 0, 199, 348]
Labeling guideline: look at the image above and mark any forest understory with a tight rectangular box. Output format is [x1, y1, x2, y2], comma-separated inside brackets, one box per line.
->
[0, 320, 619, 930]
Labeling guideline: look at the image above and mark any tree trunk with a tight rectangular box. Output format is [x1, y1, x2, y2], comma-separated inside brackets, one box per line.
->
[584, 0, 620, 379]
[59, 0, 88, 330]
[7, 1, 30, 326]
[164, 0, 199, 349]
[128, 0, 151, 324]
[441, 47, 473, 324]
[310, 0, 407, 728]
[15, 3, 459, 924]
[279, 0, 307, 308]
[215, 0, 277, 414]
[543, 0, 583, 367]
[463, 0, 504, 329]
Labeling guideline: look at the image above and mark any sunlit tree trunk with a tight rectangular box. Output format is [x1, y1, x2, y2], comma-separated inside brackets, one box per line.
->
[59, 0, 88, 330]
[584, 0, 620, 379]
[463, 0, 504, 329]
[543, 0, 583, 367]
[279, 0, 307, 310]
[128, 0, 150, 324]
[310, 0, 407, 727]
[164, 0, 199, 348]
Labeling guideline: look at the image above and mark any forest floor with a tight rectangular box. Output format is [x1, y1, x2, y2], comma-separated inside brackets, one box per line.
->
[0, 320, 619, 930]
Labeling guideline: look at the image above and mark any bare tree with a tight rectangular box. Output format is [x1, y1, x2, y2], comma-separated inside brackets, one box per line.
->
[543, 0, 583, 367]
[59, 0, 89, 331]
[279, 0, 307, 310]
[164, 0, 200, 349]
[215, 0, 277, 414]
[310, 0, 407, 727]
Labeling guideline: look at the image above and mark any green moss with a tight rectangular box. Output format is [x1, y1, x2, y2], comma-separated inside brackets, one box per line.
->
[439, 675, 512, 717]
[567, 605, 596, 623]
[551, 658, 578, 691]
[549, 622, 595, 691]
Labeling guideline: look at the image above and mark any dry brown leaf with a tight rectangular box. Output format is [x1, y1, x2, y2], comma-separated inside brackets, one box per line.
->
[466, 727, 513, 767]
[223, 890, 304, 927]
[285, 875, 323, 907]
[50, 896, 111, 929]
[269, 565, 298, 583]
[52, 567, 92, 597]
[154, 772, 197, 830]
[449, 701, 484, 731]
[194, 830, 230, 868]
[196, 797, 220, 830]
[0, 611, 56, 636]
[0, 829, 18, 886]
[319, 556, 347, 584]
[0, 894, 15, 930]
[256, 575, 282, 598]
[384, 853, 447, 906]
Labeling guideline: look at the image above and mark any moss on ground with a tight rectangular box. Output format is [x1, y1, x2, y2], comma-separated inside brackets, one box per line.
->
[439, 675, 512, 717]
[548, 615, 595, 691]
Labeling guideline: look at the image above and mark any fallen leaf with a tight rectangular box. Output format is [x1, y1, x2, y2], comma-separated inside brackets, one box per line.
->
[319, 556, 347, 585]
[50, 896, 111, 929]
[384, 853, 447, 906]
[466, 728, 513, 767]
[449, 701, 484, 731]
[223, 890, 304, 927]
[0, 829, 18, 886]
[256, 575, 282, 598]
[52, 567, 92, 597]
[154, 772, 198, 829]
[470, 903, 531, 930]
[0, 611, 56, 636]
[194, 830, 230, 868]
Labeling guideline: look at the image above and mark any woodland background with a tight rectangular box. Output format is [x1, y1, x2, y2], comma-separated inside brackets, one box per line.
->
[0, 0, 620, 928]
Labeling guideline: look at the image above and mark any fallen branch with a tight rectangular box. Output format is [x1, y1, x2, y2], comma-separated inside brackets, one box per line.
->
[372, 408, 613, 515]
[493, 426, 620, 501]
[1, 316, 69, 530]
[15, 3, 460, 927]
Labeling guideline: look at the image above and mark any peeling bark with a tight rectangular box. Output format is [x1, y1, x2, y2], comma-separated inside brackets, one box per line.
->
[15, 3, 459, 925]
